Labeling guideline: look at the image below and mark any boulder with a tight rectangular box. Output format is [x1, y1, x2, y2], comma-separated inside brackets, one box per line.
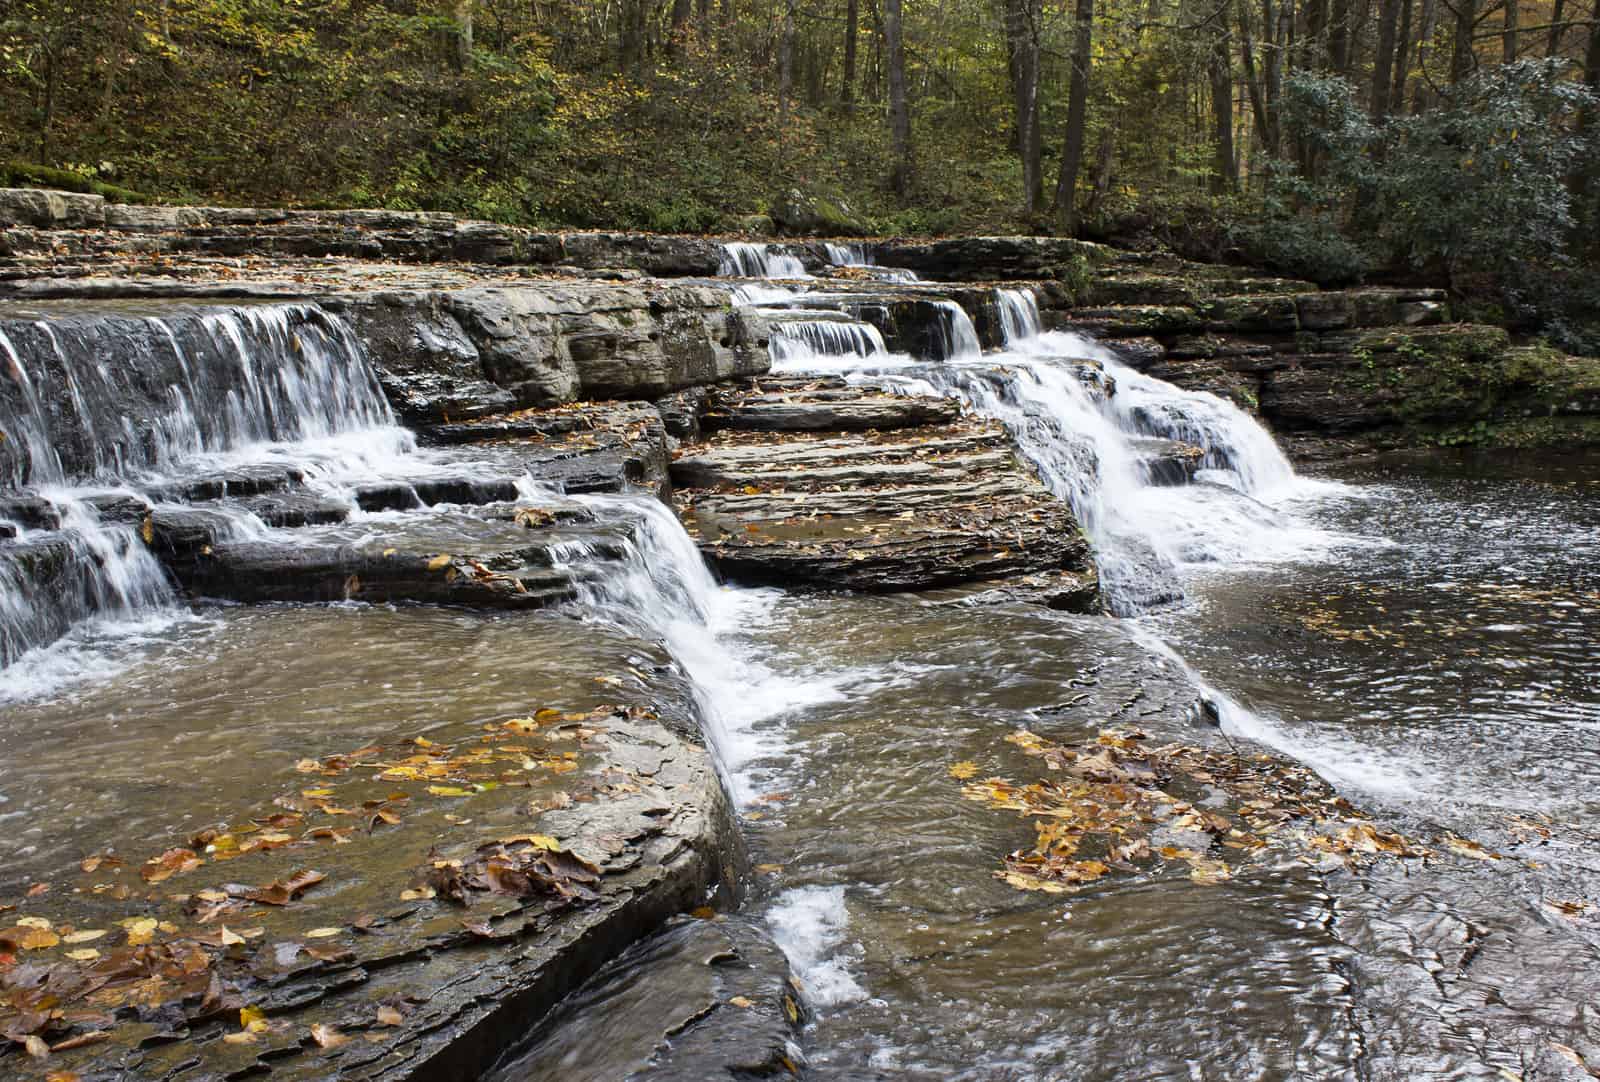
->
[0, 187, 106, 229]
[769, 188, 871, 236]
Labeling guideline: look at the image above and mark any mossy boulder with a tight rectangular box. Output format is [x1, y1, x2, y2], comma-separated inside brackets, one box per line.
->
[769, 188, 870, 236]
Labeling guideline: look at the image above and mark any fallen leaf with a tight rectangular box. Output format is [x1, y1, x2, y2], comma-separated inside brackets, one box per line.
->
[309, 1023, 347, 1049]
[65, 948, 100, 961]
[948, 760, 979, 780]
[304, 927, 343, 939]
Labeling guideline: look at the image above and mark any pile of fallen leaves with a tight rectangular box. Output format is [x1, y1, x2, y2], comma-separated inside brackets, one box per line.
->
[956, 728, 1429, 894]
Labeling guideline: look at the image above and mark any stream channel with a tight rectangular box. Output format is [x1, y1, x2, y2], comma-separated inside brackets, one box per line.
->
[1, 250, 1597, 1081]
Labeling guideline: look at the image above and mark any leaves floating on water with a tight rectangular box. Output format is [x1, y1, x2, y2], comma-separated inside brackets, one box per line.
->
[947, 760, 979, 780]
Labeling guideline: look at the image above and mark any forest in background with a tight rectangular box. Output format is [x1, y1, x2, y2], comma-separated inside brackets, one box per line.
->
[2, 0, 1597, 348]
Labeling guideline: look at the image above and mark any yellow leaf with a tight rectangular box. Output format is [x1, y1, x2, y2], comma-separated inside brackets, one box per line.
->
[948, 760, 979, 780]
[427, 554, 451, 570]
[728, 995, 754, 1008]
[239, 1006, 266, 1029]
[122, 917, 158, 946]
[66, 948, 101, 961]
[17, 916, 51, 929]
[427, 785, 472, 797]
[305, 927, 343, 938]
[62, 929, 107, 944]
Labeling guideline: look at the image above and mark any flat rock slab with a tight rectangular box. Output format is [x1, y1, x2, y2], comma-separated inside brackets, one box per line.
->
[671, 378, 1096, 600]
[0, 613, 751, 1082]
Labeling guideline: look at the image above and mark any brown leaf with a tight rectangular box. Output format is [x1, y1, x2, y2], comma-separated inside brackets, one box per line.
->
[243, 869, 326, 906]
[141, 848, 203, 884]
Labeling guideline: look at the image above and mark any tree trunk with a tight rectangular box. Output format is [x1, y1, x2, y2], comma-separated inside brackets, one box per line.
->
[1238, 0, 1275, 155]
[1371, 0, 1401, 118]
[1330, 0, 1352, 71]
[779, 0, 796, 132]
[843, 0, 859, 106]
[1266, 0, 1290, 151]
[1391, 0, 1413, 111]
[670, 0, 693, 47]
[454, 0, 474, 69]
[1004, 0, 1044, 212]
[1053, 0, 1095, 231]
[1411, 0, 1437, 110]
[1209, 29, 1237, 192]
[1449, 0, 1477, 80]
[1502, 0, 1518, 60]
[1085, 131, 1116, 220]
[885, 0, 912, 194]
[1575, 3, 1600, 224]
[1304, 0, 1329, 67]
[1545, 0, 1566, 55]
[620, 0, 646, 69]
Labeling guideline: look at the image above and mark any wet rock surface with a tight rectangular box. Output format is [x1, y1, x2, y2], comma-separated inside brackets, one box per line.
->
[0, 611, 753, 1082]
[671, 377, 1097, 601]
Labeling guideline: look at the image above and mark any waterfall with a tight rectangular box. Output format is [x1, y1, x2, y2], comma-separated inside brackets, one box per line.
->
[718, 242, 810, 279]
[770, 320, 890, 370]
[995, 287, 1044, 345]
[570, 494, 838, 804]
[823, 242, 919, 283]
[0, 302, 408, 681]
[754, 275, 1319, 614]
[929, 300, 983, 361]
[0, 304, 397, 488]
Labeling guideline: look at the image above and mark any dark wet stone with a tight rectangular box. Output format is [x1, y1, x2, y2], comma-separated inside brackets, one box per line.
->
[0, 494, 64, 530]
[674, 380, 1095, 595]
[354, 482, 422, 513]
[871, 236, 1110, 281]
[1132, 437, 1205, 486]
[175, 541, 590, 608]
[81, 490, 155, 523]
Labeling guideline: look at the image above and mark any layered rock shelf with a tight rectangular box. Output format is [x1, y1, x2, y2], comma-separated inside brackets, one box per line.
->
[671, 377, 1098, 607]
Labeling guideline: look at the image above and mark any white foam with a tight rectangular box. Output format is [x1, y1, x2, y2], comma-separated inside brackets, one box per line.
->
[765, 885, 867, 1007]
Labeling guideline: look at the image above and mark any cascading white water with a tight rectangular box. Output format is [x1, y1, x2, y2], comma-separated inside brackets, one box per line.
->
[770, 320, 890, 370]
[929, 300, 983, 360]
[718, 242, 810, 279]
[995, 287, 1043, 345]
[823, 242, 919, 283]
[569, 494, 841, 804]
[0, 302, 411, 680]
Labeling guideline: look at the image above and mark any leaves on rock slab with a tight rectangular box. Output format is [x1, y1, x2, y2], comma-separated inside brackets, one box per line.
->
[240, 868, 326, 906]
[968, 728, 1435, 894]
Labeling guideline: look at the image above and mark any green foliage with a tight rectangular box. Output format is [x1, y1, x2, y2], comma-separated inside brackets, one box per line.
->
[1275, 64, 1599, 345]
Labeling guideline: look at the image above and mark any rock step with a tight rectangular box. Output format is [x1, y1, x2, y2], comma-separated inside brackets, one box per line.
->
[673, 379, 1095, 601]
[1057, 287, 1449, 338]
[701, 377, 963, 433]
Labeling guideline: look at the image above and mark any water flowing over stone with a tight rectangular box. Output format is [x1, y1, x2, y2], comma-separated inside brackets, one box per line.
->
[770, 319, 890, 369]
[928, 299, 982, 361]
[0, 302, 405, 675]
[718, 242, 809, 279]
[0, 304, 394, 487]
[823, 242, 919, 283]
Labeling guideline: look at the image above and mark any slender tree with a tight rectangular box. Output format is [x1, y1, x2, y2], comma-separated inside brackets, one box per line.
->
[886, 0, 912, 194]
[1054, 0, 1096, 230]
